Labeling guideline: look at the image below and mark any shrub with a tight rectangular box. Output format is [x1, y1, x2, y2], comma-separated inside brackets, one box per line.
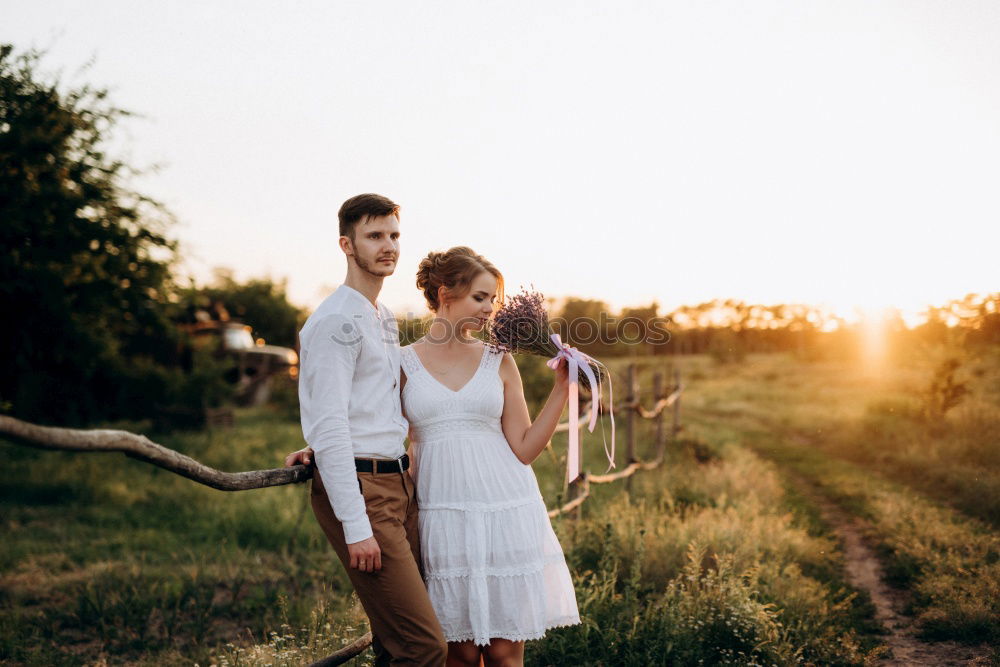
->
[920, 357, 969, 423]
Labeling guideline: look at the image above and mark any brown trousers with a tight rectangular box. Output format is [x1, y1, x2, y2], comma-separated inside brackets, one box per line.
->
[311, 466, 447, 666]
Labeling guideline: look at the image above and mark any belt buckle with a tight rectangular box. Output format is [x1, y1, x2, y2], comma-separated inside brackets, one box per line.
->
[396, 453, 406, 471]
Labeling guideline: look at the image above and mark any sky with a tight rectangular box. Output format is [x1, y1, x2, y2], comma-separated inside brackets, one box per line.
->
[6, 1, 999, 323]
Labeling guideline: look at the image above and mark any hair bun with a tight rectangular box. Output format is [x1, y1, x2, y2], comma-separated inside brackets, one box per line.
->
[414, 247, 504, 313]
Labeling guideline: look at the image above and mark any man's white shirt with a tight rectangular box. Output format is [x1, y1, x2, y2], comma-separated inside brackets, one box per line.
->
[298, 284, 408, 544]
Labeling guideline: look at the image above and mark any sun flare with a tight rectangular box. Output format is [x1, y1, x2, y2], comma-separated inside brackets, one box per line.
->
[856, 304, 895, 372]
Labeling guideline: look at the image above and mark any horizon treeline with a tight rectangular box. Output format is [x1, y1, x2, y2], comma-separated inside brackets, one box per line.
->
[397, 292, 1000, 361]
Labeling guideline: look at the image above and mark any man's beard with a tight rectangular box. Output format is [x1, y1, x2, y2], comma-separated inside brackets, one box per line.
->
[354, 251, 395, 278]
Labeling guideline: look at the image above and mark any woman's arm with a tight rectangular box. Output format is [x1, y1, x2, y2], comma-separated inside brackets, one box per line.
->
[401, 368, 418, 485]
[499, 353, 570, 465]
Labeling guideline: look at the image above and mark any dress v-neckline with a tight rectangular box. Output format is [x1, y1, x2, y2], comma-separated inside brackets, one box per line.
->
[409, 344, 489, 394]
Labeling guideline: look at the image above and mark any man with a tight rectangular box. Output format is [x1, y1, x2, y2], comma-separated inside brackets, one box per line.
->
[284, 193, 446, 666]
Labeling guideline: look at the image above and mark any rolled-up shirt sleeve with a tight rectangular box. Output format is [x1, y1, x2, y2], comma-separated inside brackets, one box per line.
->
[299, 313, 372, 544]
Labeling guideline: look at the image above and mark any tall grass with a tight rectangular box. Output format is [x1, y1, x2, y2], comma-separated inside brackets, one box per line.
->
[530, 440, 871, 666]
[678, 344, 1000, 645]
[206, 429, 877, 666]
[1, 407, 359, 665]
[18, 344, 986, 663]
[205, 593, 373, 667]
[746, 438, 1000, 645]
[684, 344, 1000, 526]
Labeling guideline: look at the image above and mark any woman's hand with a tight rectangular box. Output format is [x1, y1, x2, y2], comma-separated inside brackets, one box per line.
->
[552, 355, 570, 393]
[284, 446, 314, 467]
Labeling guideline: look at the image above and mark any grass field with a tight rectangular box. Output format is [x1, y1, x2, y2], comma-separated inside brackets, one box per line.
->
[678, 345, 1000, 646]
[2, 343, 998, 665]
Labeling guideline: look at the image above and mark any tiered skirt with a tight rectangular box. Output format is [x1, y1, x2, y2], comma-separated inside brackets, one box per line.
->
[413, 424, 580, 645]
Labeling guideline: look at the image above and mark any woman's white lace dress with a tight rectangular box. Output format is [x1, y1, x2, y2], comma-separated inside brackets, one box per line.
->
[400, 344, 580, 646]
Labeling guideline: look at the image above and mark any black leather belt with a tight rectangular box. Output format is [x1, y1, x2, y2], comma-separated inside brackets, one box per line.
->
[355, 453, 409, 474]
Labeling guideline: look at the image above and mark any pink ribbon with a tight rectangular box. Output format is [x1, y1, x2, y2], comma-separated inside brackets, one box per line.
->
[547, 333, 616, 483]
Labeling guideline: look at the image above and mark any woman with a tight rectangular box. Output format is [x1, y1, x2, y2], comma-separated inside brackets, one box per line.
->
[402, 246, 580, 667]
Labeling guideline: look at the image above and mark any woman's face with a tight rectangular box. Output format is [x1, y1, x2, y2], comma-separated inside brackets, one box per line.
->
[440, 271, 498, 334]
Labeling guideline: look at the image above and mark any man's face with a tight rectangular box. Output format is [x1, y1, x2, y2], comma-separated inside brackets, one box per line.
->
[345, 214, 401, 277]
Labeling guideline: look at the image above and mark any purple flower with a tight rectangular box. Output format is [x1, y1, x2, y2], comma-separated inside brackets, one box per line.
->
[486, 288, 597, 392]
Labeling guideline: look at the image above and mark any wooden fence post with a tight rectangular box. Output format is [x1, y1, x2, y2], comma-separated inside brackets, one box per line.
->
[625, 363, 637, 493]
[653, 371, 665, 461]
[672, 367, 682, 440]
[568, 477, 582, 520]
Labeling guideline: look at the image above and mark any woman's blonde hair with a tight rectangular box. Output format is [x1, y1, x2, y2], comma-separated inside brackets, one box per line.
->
[415, 246, 505, 313]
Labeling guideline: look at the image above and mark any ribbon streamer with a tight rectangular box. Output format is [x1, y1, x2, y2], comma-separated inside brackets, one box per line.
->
[547, 333, 616, 483]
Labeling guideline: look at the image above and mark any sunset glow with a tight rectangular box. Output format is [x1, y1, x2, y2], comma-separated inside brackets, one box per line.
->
[6, 1, 997, 326]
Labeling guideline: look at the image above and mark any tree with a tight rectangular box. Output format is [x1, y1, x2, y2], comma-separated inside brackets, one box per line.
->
[618, 303, 663, 357]
[555, 297, 616, 357]
[0, 44, 185, 426]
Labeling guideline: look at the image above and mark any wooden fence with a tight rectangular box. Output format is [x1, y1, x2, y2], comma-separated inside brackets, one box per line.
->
[549, 364, 684, 519]
[0, 362, 682, 666]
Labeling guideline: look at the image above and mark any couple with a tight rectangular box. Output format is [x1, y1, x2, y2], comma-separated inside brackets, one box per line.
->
[284, 193, 580, 666]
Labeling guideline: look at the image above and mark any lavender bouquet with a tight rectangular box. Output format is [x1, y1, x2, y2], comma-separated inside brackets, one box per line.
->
[485, 288, 599, 393]
[486, 287, 616, 480]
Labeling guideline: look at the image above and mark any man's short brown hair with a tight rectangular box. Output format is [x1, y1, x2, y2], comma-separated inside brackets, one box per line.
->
[338, 193, 400, 239]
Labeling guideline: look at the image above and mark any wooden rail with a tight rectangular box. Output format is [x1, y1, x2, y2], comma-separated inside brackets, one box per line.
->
[547, 364, 683, 519]
[0, 414, 312, 490]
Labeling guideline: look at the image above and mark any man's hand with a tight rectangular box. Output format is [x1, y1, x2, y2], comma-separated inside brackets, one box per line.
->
[347, 536, 382, 572]
[284, 446, 314, 467]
